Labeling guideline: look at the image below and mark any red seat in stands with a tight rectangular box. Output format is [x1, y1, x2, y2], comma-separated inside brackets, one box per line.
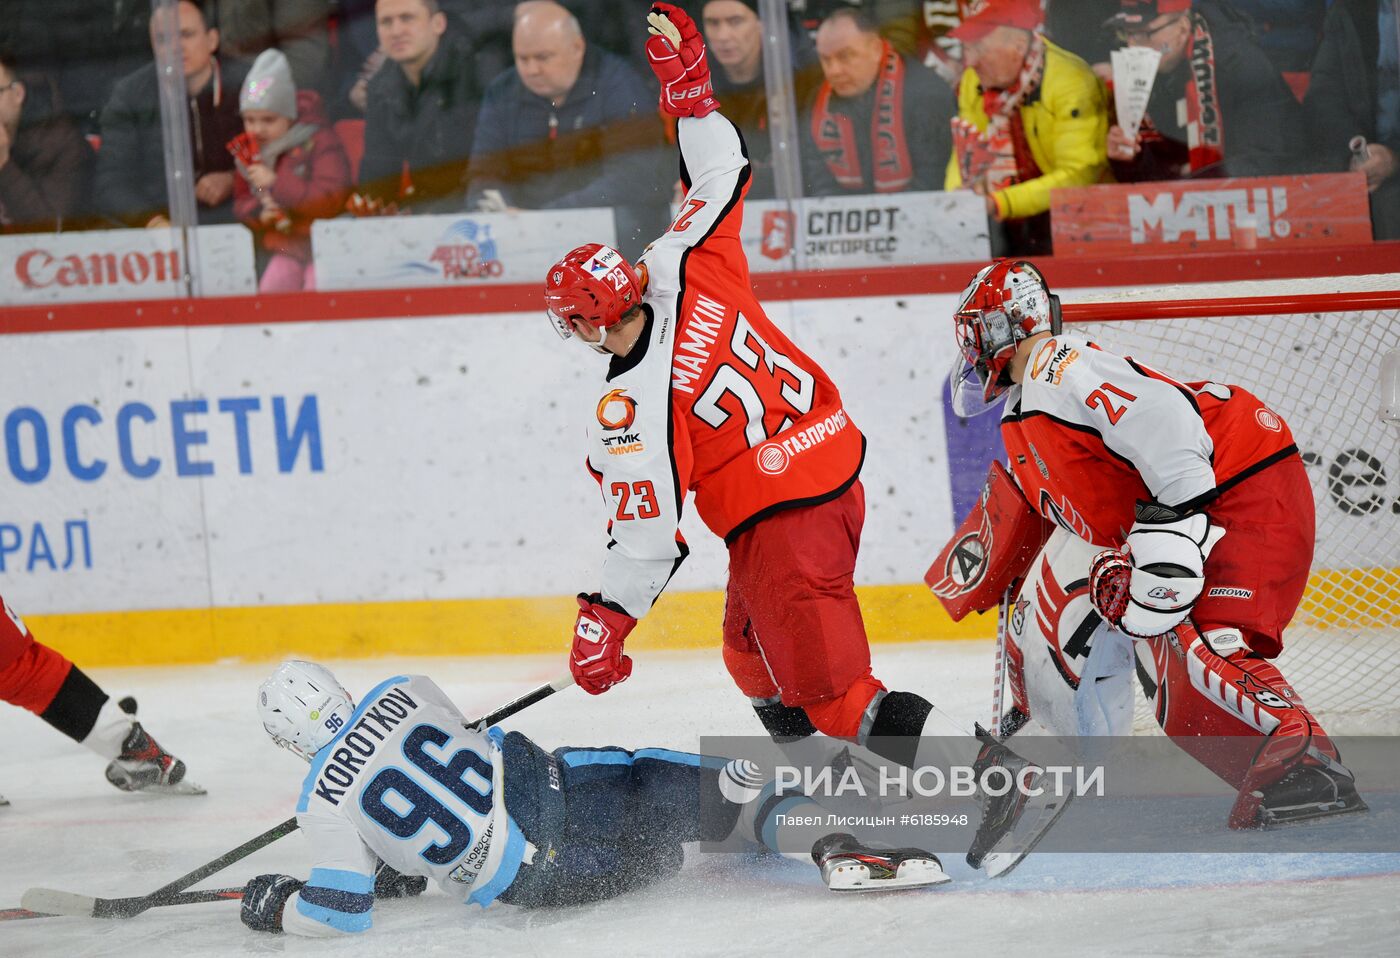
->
[333, 119, 366, 182]
[1282, 72, 1310, 102]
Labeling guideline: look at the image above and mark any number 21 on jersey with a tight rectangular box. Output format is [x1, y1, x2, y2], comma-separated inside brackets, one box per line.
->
[1085, 382, 1136, 425]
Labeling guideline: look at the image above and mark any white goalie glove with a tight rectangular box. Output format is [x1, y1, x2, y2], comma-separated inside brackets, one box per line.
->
[1088, 501, 1226, 638]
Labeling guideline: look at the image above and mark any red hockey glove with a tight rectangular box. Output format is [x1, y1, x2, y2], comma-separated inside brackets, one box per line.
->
[570, 593, 637, 695]
[645, 3, 719, 118]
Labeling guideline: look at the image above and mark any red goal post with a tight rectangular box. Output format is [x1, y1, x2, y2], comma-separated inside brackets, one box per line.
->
[1057, 278, 1400, 733]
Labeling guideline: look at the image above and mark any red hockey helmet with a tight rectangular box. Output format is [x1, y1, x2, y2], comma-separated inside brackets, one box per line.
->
[544, 243, 644, 347]
[951, 259, 1062, 413]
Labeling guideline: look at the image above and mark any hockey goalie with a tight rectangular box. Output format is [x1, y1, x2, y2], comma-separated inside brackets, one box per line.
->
[929, 260, 1367, 830]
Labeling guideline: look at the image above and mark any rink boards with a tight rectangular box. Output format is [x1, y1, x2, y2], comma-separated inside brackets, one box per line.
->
[0, 292, 1395, 665]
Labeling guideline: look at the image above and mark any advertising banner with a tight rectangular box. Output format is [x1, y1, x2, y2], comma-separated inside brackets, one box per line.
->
[741, 191, 990, 272]
[0, 297, 963, 616]
[312, 209, 618, 290]
[0, 225, 256, 305]
[1050, 173, 1373, 255]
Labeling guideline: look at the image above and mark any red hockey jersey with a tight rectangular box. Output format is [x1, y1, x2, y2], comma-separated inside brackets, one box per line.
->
[587, 113, 864, 618]
[1001, 334, 1298, 548]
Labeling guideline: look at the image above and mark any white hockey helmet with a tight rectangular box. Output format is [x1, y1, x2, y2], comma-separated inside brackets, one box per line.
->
[949, 259, 1062, 416]
[257, 660, 356, 761]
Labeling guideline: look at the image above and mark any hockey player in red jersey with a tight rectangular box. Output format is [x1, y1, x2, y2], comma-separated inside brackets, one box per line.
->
[0, 594, 200, 803]
[543, 4, 1070, 875]
[947, 259, 1366, 828]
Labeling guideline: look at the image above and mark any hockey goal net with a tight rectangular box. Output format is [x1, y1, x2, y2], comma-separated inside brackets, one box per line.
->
[1062, 276, 1400, 734]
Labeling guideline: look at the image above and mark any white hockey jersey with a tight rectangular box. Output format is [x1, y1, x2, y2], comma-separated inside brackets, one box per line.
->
[1001, 333, 1297, 547]
[282, 675, 531, 937]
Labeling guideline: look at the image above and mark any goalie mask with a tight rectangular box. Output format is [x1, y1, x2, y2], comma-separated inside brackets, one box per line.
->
[950, 260, 1062, 417]
[257, 660, 356, 762]
[545, 243, 644, 354]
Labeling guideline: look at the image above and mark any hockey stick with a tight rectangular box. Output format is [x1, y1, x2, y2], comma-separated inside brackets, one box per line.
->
[2, 888, 242, 922]
[19, 673, 575, 920]
[990, 587, 1010, 732]
[469, 672, 575, 730]
[21, 820, 298, 919]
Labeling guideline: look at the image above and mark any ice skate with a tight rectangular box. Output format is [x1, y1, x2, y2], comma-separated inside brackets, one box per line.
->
[1244, 765, 1368, 829]
[965, 726, 1073, 877]
[812, 833, 950, 892]
[103, 700, 204, 795]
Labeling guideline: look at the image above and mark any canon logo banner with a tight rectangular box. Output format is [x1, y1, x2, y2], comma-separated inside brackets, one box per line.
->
[0, 226, 255, 303]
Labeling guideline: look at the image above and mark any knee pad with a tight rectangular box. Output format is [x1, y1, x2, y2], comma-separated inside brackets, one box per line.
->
[802, 673, 886, 739]
[722, 644, 779, 700]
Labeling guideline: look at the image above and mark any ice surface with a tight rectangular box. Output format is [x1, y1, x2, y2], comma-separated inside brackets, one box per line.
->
[2, 642, 1397, 957]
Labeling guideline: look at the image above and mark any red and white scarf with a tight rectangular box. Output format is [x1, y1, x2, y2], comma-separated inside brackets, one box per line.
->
[960, 31, 1047, 194]
[810, 40, 913, 193]
[1183, 11, 1225, 173]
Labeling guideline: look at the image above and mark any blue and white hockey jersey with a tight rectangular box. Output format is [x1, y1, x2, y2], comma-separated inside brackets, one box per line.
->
[283, 675, 532, 937]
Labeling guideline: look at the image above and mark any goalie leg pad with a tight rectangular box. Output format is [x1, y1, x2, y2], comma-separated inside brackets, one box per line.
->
[1135, 624, 1354, 827]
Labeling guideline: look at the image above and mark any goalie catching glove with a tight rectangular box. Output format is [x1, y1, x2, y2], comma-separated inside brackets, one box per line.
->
[645, 3, 720, 118]
[570, 593, 638, 695]
[1089, 500, 1225, 638]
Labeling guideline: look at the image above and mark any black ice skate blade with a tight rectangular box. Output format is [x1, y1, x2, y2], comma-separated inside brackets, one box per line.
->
[979, 789, 1076, 879]
[1258, 795, 1370, 830]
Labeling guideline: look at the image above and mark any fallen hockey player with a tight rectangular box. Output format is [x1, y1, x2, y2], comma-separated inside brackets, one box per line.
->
[240, 661, 952, 937]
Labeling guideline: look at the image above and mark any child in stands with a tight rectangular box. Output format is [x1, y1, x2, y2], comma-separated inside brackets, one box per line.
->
[231, 49, 350, 292]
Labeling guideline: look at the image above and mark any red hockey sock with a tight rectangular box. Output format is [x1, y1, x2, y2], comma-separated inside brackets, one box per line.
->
[803, 672, 887, 738]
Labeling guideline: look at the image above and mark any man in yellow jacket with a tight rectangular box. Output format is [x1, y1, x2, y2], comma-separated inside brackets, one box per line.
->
[944, 0, 1109, 254]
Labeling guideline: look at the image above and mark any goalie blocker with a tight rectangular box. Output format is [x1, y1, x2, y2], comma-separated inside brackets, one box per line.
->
[925, 461, 1051, 620]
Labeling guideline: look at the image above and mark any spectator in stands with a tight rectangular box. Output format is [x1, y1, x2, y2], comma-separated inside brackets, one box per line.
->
[1304, 0, 1400, 241]
[701, 0, 820, 200]
[1228, 1, 1328, 73]
[232, 49, 349, 291]
[216, 1, 332, 91]
[1105, 0, 1304, 181]
[803, 7, 956, 196]
[355, 0, 480, 213]
[465, 1, 667, 255]
[944, 0, 1107, 254]
[95, 0, 246, 228]
[789, 1, 954, 71]
[0, 52, 96, 234]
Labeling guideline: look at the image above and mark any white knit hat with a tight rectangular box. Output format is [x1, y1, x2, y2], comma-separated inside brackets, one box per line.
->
[240, 49, 297, 119]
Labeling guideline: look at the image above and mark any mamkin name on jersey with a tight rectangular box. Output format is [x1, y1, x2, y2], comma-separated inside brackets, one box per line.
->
[313, 685, 421, 806]
[671, 293, 728, 394]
